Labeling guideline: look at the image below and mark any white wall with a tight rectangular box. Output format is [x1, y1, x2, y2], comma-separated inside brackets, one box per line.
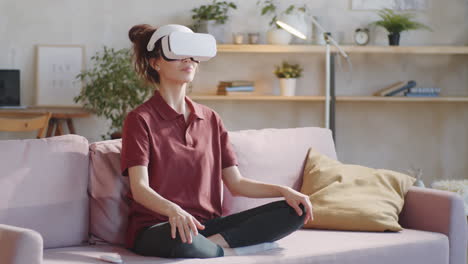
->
[1, 0, 467, 184]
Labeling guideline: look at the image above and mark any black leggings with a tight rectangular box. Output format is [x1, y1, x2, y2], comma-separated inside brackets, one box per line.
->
[131, 200, 306, 258]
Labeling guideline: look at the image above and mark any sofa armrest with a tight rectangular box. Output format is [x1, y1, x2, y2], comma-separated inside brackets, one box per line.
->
[399, 186, 467, 264]
[0, 224, 43, 264]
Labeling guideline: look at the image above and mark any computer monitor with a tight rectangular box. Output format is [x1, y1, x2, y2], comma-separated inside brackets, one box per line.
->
[0, 69, 20, 107]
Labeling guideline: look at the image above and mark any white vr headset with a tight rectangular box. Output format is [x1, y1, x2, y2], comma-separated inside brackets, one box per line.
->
[146, 24, 217, 62]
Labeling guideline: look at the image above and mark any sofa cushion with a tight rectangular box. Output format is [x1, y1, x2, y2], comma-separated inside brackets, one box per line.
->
[0, 134, 89, 248]
[300, 147, 416, 231]
[222, 127, 337, 216]
[42, 228, 448, 264]
[88, 139, 128, 246]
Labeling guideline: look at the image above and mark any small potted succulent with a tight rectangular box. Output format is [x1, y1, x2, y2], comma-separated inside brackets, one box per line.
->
[372, 8, 432, 46]
[191, 0, 237, 43]
[274, 61, 303, 96]
[74, 46, 153, 140]
[257, 0, 308, 45]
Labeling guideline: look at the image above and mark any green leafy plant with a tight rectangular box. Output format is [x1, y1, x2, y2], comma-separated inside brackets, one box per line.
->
[274, 61, 303, 78]
[74, 46, 153, 140]
[256, 0, 307, 29]
[191, 0, 237, 26]
[372, 8, 432, 34]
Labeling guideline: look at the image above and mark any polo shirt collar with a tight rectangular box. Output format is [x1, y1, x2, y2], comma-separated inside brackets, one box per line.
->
[152, 89, 205, 120]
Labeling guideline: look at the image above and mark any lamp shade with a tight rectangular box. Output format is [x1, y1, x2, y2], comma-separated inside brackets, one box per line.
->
[275, 14, 307, 40]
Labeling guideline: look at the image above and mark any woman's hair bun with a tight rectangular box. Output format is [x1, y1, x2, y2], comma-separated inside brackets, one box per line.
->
[128, 24, 156, 44]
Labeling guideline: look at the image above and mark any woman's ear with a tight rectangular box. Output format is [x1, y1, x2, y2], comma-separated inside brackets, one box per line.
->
[149, 58, 160, 71]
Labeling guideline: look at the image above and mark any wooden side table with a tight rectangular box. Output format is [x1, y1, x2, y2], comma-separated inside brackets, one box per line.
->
[0, 106, 92, 137]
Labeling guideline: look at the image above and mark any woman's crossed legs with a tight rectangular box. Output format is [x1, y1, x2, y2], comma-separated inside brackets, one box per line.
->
[132, 200, 306, 258]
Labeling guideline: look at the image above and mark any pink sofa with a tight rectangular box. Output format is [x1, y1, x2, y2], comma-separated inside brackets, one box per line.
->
[0, 126, 466, 264]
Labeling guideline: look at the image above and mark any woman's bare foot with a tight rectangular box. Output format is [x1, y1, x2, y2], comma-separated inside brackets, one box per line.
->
[207, 233, 237, 256]
[222, 247, 237, 256]
[207, 233, 230, 248]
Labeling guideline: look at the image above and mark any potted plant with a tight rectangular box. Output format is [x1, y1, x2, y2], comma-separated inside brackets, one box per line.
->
[256, 0, 308, 45]
[74, 46, 153, 140]
[274, 61, 303, 96]
[191, 0, 237, 43]
[372, 8, 431, 46]
[406, 165, 425, 187]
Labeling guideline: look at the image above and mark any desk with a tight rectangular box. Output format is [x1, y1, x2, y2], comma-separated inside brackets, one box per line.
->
[0, 106, 92, 137]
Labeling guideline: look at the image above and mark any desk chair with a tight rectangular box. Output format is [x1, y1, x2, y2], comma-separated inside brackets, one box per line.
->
[0, 112, 52, 138]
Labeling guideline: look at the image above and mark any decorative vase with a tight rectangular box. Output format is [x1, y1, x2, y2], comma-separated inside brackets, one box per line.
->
[407, 166, 424, 187]
[279, 78, 297, 96]
[388, 32, 400, 46]
[414, 179, 425, 188]
[267, 28, 292, 45]
[198, 20, 226, 44]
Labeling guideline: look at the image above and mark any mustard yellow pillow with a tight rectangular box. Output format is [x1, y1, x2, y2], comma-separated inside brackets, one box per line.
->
[300, 147, 416, 231]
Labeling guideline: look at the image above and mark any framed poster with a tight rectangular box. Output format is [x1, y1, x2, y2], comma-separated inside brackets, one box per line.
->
[351, 0, 428, 10]
[35, 44, 85, 107]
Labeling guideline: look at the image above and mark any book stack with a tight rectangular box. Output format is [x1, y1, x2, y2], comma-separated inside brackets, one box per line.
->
[373, 81, 440, 97]
[217, 80, 255, 96]
[404, 87, 441, 97]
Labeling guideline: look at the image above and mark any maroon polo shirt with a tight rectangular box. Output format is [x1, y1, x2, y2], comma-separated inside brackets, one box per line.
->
[120, 89, 238, 249]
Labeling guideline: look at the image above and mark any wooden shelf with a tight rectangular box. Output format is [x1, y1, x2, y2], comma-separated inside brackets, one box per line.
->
[190, 94, 325, 101]
[337, 96, 468, 102]
[217, 44, 468, 55]
[0, 106, 92, 117]
[190, 94, 468, 103]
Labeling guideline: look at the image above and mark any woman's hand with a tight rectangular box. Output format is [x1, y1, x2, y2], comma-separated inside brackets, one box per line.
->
[167, 204, 205, 244]
[280, 186, 314, 225]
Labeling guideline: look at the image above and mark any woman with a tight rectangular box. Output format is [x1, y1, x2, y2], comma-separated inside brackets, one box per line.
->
[121, 23, 314, 259]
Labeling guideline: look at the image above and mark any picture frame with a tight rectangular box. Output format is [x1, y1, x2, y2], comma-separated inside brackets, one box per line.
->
[35, 44, 86, 107]
[351, 0, 428, 10]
